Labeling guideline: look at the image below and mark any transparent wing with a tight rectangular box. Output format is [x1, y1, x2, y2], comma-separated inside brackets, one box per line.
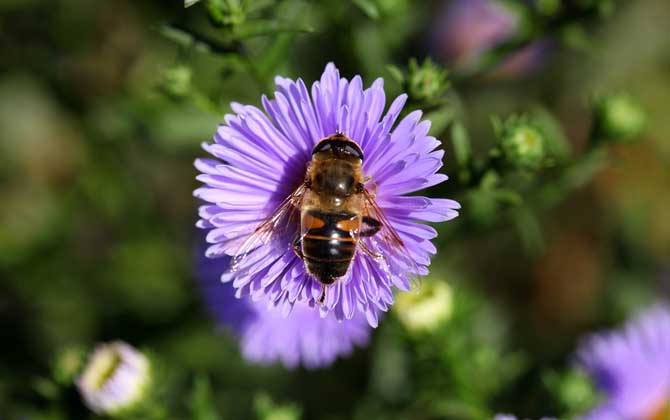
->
[361, 189, 423, 292]
[228, 184, 306, 274]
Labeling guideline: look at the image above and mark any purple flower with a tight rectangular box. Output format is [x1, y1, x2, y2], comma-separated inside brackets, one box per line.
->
[431, 0, 548, 77]
[76, 341, 150, 415]
[194, 63, 459, 327]
[433, 0, 518, 69]
[198, 250, 372, 369]
[494, 416, 556, 420]
[576, 304, 670, 420]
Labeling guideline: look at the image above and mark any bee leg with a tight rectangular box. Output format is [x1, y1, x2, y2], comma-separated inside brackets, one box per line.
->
[292, 236, 304, 259]
[361, 216, 382, 237]
[364, 179, 378, 195]
[318, 284, 326, 305]
[359, 240, 382, 259]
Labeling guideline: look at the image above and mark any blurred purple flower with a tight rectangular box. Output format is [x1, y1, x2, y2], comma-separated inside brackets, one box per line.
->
[494, 416, 556, 420]
[198, 249, 372, 369]
[576, 304, 670, 420]
[433, 0, 517, 67]
[432, 0, 548, 77]
[491, 39, 551, 79]
[194, 63, 459, 327]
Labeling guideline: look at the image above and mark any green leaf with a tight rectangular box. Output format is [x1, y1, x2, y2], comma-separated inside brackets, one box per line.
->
[352, 0, 380, 19]
[514, 204, 544, 254]
[529, 106, 571, 160]
[539, 149, 608, 208]
[232, 19, 314, 39]
[560, 23, 593, 51]
[492, 188, 523, 206]
[184, 0, 201, 7]
[246, 0, 276, 14]
[451, 121, 472, 168]
[425, 105, 455, 137]
[190, 375, 221, 420]
[490, 115, 503, 137]
[386, 65, 405, 85]
[536, 0, 560, 15]
[254, 393, 302, 420]
[467, 189, 498, 227]
[159, 24, 237, 54]
[257, 34, 295, 84]
[479, 170, 500, 190]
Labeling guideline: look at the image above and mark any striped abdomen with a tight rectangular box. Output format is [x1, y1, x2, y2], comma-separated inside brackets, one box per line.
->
[300, 209, 361, 283]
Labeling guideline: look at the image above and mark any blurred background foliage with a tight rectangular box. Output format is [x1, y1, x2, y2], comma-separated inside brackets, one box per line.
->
[0, 0, 668, 418]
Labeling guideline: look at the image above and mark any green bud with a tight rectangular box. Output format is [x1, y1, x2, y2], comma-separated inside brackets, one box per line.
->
[405, 58, 450, 104]
[593, 93, 646, 142]
[543, 369, 602, 416]
[560, 370, 600, 410]
[207, 0, 246, 26]
[395, 280, 453, 333]
[254, 393, 302, 420]
[161, 66, 193, 98]
[493, 115, 545, 170]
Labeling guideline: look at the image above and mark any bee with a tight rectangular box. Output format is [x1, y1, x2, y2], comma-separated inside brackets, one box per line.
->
[231, 133, 419, 304]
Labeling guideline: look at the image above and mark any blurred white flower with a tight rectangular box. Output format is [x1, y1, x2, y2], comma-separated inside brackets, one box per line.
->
[76, 341, 150, 415]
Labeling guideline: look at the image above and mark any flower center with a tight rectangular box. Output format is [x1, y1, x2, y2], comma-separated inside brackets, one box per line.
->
[646, 397, 670, 420]
[94, 352, 121, 390]
[82, 347, 122, 390]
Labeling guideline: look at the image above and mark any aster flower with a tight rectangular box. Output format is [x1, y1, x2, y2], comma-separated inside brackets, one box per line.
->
[76, 341, 150, 416]
[576, 304, 670, 420]
[493, 416, 556, 420]
[433, 0, 518, 69]
[431, 0, 548, 77]
[197, 249, 371, 369]
[194, 63, 459, 326]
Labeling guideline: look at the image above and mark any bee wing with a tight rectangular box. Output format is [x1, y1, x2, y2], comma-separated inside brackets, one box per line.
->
[361, 189, 423, 292]
[228, 183, 306, 274]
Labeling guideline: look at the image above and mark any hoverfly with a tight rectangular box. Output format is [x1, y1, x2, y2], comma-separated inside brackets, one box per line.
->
[230, 133, 420, 304]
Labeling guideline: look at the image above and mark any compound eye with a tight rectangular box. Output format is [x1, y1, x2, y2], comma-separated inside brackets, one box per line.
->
[312, 142, 331, 155]
[343, 144, 363, 160]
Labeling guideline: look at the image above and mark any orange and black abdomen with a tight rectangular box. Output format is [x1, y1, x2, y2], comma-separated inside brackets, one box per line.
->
[301, 209, 360, 283]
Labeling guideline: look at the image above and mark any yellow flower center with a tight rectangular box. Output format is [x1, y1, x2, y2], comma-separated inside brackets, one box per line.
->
[646, 397, 670, 420]
[80, 345, 122, 391]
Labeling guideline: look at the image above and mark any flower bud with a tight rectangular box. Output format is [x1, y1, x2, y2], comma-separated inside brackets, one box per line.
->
[405, 58, 450, 104]
[395, 281, 453, 333]
[76, 341, 151, 416]
[494, 116, 545, 170]
[161, 66, 192, 98]
[593, 93, 646, 142]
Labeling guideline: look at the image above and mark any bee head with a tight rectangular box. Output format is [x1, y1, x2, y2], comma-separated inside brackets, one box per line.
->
[312, 134, 364, 161]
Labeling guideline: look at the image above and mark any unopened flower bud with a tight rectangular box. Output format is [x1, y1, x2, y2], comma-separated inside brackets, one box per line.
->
[406, 58, 450, 103]
[161, 66, 192, 98]
[494, 116, 545, 170]
[593, 93, 646, 142]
